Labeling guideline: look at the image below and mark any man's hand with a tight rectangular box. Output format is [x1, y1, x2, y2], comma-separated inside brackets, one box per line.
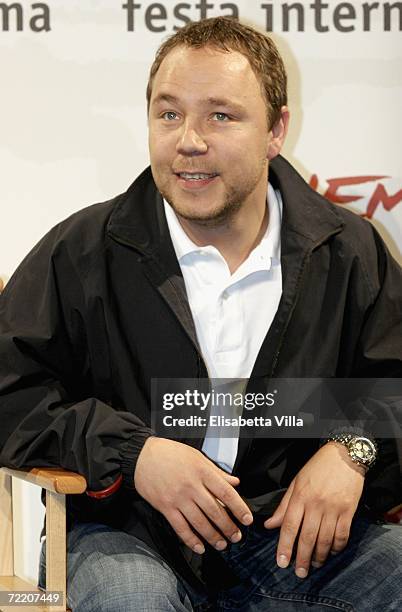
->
[134, 437, 253, 554]
[264, 442, 366, 578]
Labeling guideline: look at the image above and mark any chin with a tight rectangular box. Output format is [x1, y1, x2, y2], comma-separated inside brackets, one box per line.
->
[171, 203, 220, 222]
[172, 200, 239, 227]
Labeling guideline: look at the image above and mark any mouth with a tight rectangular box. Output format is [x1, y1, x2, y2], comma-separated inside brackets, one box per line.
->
[174, 171, 219, 189]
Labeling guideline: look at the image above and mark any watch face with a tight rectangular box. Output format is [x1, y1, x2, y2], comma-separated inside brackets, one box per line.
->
[348, 437, 375, 464]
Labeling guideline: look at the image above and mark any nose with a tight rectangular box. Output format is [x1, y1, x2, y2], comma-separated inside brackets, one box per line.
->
[176, 121, 208, 156]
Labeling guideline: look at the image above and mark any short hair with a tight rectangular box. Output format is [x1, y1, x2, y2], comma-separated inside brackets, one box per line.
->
[146, 16, 287, 129]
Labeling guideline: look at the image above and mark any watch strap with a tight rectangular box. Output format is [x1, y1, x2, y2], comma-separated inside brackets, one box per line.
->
[325, 433, 378, 470]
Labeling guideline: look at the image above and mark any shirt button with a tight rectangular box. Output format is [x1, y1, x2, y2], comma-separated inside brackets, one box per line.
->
[222, 290, 229, 300]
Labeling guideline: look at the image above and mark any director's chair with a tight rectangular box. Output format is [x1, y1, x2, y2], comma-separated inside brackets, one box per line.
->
[0, 467, 86, 612]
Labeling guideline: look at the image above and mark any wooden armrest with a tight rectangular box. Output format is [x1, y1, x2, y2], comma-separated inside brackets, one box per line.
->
[1, 467, 87, 494]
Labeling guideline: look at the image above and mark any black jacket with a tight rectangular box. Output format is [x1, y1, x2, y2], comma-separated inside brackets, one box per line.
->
[1, 156, 401, 591]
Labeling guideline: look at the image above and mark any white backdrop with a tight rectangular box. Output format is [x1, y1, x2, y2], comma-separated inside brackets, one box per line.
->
[1, 0, 401, 582]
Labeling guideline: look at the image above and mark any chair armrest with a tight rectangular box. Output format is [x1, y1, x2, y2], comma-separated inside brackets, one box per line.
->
[1, 467, 87, 494]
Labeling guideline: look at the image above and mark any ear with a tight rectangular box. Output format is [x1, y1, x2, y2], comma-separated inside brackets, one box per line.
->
[267, 106, 290, 161]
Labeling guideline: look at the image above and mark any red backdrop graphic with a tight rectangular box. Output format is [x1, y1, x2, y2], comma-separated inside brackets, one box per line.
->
[310, 174, 402, 219]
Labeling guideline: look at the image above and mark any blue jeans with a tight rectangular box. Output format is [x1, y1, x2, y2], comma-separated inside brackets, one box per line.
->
[38, 514, 402, 611]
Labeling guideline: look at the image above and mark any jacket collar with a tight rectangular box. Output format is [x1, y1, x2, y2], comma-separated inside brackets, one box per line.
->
[106, 166, 180, 278]
[106, 155, 344, 258]
[269, 155, 344, 244]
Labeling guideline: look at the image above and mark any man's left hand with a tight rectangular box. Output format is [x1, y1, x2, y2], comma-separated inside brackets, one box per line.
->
[264, 442, 366, 578]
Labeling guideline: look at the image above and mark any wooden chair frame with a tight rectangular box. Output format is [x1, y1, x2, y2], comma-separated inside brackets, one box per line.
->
[0, 467, 86, 612]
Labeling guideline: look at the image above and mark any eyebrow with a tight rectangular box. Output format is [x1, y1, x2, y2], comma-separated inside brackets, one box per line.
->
[152, 93, 245, 113]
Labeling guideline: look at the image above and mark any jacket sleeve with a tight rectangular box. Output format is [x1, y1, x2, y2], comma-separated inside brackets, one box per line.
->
[353, 226, 402, 377]
[319, 224, 402, 512]
[0, 224, 154, 492]
[351, 225, 402, 511]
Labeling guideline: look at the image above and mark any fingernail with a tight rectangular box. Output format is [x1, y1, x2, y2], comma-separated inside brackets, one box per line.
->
[311, 561, 323, 568]
[296, 567, 308, 578]
[230, 531, 242, 543]
[193, 544, 205, 554]
[215, 540, 227, 551]
[277, 554, 289, 568]
[242, 513, 253, 525]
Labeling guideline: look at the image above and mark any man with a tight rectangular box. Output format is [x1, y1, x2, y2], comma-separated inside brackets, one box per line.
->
[0, 16, 401, 612]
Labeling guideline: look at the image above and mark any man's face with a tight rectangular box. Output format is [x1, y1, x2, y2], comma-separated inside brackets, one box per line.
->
[148, 45, 280, 226]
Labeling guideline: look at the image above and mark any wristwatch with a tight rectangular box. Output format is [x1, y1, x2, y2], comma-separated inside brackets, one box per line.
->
[325, 433, 378, 471]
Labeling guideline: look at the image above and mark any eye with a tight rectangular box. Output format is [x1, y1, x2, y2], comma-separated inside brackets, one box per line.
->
[162, 111, 178, 121]
[213, 112, 230, 122]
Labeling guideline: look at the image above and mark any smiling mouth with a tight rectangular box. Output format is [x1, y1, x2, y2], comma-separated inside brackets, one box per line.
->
[175, 172, 219, 181]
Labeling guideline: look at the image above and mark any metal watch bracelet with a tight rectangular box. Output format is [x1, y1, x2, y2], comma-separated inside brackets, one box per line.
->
[325, 433, 378, 471]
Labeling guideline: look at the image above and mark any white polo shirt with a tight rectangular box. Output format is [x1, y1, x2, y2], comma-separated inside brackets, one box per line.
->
[164, 183, 283, 472]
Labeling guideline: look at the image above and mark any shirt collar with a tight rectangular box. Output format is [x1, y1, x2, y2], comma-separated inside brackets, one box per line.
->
[164, 182, 282, 268]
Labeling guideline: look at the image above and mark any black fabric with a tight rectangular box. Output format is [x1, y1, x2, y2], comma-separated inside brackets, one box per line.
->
[1, 155, 401, 594]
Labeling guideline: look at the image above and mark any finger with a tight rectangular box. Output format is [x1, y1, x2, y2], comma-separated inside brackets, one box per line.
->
[180, 502, 229, 551]
[208, 465, 240, 495]
[293, 509, 323, 578]
[275, 495, 304, 570]
[196, 489, 243, 544]
[331, 513, 352, 554]
[204, 472, 253, 526]
[220, 471, 240, 484]
[264, 481, 294, 529]
[165, 508, 206, 555]
[311, 513, 338, 568]
[219, 474, 240, 492]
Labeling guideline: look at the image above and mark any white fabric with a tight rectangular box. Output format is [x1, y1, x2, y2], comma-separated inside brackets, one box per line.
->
[164, 183, 283, 472]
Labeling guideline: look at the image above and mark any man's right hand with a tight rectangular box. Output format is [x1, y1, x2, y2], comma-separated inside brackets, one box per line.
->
[134, 436, 253, 554]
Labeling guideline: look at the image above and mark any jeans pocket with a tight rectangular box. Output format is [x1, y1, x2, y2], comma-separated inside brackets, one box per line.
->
[249, 588, 355, 611]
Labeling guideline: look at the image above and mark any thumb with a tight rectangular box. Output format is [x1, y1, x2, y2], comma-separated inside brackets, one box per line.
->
[264, 482, 293, 529]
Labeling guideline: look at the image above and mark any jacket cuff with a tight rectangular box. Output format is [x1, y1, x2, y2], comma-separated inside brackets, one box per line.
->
[119, 427, 155, 489]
